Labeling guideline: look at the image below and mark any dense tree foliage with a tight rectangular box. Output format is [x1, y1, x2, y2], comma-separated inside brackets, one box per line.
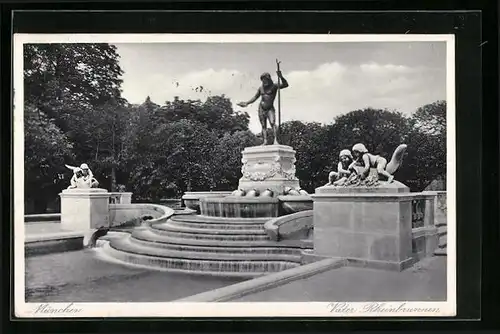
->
[24, 104, 74, 212]
[23, 43, 447, 213]
[399, 100, 447, 190]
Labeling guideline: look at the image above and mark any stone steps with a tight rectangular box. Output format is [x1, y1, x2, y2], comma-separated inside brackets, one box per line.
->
[98, 214, 308, 276]
[167, 219, 265, 231]
[129, 230, 303, 255]
[110, 236, 301, 262]
[132, 228, 305, 248]
[170, 215, 269, 225]
[149, 224, 270, 241]
[102, 241, 299, 277]
[160, 221, 267, 235]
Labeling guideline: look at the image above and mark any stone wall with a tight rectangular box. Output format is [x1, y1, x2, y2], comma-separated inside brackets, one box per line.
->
[265, 210, 313, 241]
[312, 185, 439, 271]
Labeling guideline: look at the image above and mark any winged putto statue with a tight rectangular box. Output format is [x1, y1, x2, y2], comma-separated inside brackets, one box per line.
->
[65, 163, 99, 189]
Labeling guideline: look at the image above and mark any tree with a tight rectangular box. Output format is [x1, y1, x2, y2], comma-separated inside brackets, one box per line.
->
[82, 98, 130, 191]
[24, 43, 127, 202]
[24, 104, 74, 213]
[399, 101, 447, 191]
[24, 43, 124, 112]
[125, 118, 220, 200]
[328, 108, 412, 159]
[211, 130, 260, 190]
[279, 121, 331, 192]
[157, 95, 250, 136]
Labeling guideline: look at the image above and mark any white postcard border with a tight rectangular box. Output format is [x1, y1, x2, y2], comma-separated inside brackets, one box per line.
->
[14, 33, 456, 318]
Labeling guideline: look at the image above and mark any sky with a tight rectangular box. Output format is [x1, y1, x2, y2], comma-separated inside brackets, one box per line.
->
[115, 41, 447, 133]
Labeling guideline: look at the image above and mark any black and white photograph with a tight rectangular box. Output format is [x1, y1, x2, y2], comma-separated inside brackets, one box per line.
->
[15, 33, 455, 317]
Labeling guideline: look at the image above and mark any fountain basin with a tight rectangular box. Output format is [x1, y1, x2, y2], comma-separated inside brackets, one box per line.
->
[182, 191, 233, 213]
[200, 196, 279, 218]
[278, 195, 313, 215]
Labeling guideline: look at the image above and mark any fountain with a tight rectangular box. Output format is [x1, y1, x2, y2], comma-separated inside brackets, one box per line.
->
[91, 67, 440, 277]
[95, 142, 315, 277]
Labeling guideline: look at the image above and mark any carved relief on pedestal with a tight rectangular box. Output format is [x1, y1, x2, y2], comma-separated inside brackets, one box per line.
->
[241, 155, 298, 181]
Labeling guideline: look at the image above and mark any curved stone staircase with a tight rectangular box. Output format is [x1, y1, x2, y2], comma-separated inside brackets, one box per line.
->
[99, 214, 309, 277]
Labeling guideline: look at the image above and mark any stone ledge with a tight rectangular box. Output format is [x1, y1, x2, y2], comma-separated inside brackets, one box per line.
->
[25, 230, 86, 243]
[25, 237, 84, 256]
[174, 257, 346, 302]
[412, 226, 438, 238]
[265, 210, 313, 241]
[25, 213, 61, 223]
[242, 144, 295, 153]
[312, 193, 436, 202]
[182, 191, 233, 200]
[346, 257, 417, 271]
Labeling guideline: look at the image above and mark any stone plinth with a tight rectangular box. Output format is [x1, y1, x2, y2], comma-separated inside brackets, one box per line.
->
[119, 192, 132, 204]
[311, 182, 430, 271]
[60, 188, 111, 231]
[238, 145, 300, 195]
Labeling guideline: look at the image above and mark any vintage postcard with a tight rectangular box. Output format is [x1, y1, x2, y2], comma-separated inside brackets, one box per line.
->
[14, 33, 455, 318]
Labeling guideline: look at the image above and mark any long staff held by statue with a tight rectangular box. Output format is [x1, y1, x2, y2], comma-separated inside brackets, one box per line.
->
[276, 59, 282, 141]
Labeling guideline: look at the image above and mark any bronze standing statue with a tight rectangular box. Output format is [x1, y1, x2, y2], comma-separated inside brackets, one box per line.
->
[238, 62, 289, 145]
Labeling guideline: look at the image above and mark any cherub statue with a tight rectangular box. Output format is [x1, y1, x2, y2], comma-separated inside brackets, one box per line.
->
[348, 143, 407, 183]
[326, 149, 354, 186]
[65, 163, 99, 189]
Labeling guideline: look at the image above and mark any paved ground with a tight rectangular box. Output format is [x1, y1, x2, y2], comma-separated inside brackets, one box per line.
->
[25, 249, 246, 302]
[24, 222, 84, 242]
[24, 223, 447, 303]
[233, 257, 447, 302]
[25, 222, 71, 235]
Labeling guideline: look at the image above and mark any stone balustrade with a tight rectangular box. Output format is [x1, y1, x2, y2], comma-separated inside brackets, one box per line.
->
[108, 192, 133, 204]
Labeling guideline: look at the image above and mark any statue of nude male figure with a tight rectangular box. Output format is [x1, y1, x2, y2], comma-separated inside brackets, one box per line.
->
[238, 71, 289, 145]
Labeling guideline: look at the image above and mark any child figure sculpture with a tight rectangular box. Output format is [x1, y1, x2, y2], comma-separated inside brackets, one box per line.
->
[349, 143, 407, 183]
[65, 163, 99, 189]
[326, 149, 354, 186]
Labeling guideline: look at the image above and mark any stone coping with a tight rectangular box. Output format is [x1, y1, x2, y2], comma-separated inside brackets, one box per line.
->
[277, 195, 312, 202]
[315, 183, 410, 194]
[59, 189, 111, 198]
[135, 204, 175, 226]
[109, 203, 170, 211]
[200, 196, 279, 204]
[242, 144, 295, 153]
[182, 191, 233, 199]
[265, 210, 313, 241]
[61, 188, 108, 193]
[175, 257, 345, 302]
[412, 226, 439, 238]
[25, 213, 61, 223]
[25, 230, 86, 243]
[312, 192, 437, 202]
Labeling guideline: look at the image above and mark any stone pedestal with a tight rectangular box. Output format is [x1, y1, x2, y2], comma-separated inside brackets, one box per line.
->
[60, 188, 111, 231]
[119, 192, 132, 204]
[311, 182, 421, 271]
[238, 145, 300, 195]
